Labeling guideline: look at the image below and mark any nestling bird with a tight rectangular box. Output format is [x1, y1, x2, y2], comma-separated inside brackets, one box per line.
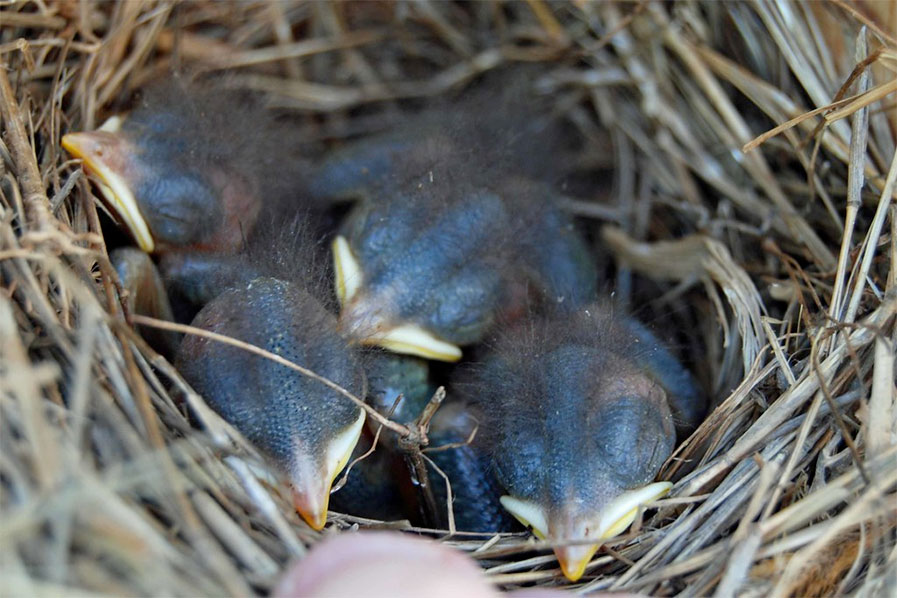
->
[62, 80, 305, 255]
[178, 275, 366, 531]
[98, 202, 372, 531]
[460, 303, 704, 581]
[313, 96, 597, 362]
[170, 223, 371, 531]
[62, 78, 321, 345]
[103, 216, 422, 532]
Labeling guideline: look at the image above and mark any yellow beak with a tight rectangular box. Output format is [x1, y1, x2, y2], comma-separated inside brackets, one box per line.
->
[290, 410, 365, 531]
[62, 130, 155, 253]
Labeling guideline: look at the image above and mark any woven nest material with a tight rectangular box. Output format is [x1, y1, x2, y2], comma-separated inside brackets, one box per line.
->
[1, 1, 895, 596]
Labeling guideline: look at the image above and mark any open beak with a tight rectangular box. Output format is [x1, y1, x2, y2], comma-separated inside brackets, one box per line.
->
[62, 128, 155, 253]
[501, 481, 673, 582]
[290, 410, 365, 530]
[332, 235, 463, 362]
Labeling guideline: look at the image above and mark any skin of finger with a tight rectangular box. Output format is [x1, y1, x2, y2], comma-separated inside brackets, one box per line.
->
[273, 531, 499, 598]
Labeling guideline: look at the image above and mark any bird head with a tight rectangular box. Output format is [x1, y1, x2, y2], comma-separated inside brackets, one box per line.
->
[176, 277, 366, 531]
[61, 82, 282, 254]
[469, 306, 696, 581]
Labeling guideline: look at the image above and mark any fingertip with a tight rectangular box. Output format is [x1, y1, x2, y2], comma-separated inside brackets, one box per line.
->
[274, 532, 497, 598]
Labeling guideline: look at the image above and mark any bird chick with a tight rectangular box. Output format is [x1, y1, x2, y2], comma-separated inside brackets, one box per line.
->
[321, 104, 597, 362]
[331, 177, 597, 362]
[463, 304, 704, 581]
[177, 273, 366, 531]
[62, 80, 301, 254]
[160, 218, 368, 531]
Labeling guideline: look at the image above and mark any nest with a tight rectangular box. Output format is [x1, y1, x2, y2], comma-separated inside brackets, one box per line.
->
[2, 1, 895, 595]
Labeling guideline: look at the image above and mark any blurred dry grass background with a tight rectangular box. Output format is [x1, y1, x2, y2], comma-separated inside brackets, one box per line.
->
[1, 1, 895, 595]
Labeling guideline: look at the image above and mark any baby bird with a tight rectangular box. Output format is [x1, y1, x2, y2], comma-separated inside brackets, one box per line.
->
[316, 99, 597, 362]
[63, 78, 319, 347]
[178, 275, 366, 531]
[167, 219, 376, 531]
[106, 207, 369, 531]
[462, 304, 704, 581]
[333, 181, 519, 362]
[107, 219, 410, 530]
[62, 80, 302, 255]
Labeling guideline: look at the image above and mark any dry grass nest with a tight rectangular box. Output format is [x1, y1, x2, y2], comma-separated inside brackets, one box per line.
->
[2, 1, 895, 596]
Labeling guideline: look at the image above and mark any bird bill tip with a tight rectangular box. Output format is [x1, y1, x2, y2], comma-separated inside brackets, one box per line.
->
[291, 485, 329, 531]
[553, 481, 674, 581]
[289, 461, 332, 531]
[502, 481, 674, 582]
[499, 496, 598, 580]
[290, 410, 365, 532]
[554, 543, 600, 582]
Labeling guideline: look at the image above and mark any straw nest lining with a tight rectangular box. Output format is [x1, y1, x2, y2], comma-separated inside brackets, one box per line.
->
[1, 1, 894, 595]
